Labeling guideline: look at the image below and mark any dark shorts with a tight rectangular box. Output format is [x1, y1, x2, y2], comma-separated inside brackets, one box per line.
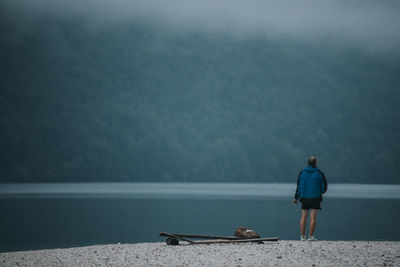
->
[301, 198, 321, 210]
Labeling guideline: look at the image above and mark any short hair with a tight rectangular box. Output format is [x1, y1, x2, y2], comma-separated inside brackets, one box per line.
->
[308, 156, 317, 167]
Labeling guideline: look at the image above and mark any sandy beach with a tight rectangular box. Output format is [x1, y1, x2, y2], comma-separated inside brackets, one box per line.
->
[1, 240, 399, 266]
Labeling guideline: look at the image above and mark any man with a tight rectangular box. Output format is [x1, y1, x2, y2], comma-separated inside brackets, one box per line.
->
[293, 156, 327, 241]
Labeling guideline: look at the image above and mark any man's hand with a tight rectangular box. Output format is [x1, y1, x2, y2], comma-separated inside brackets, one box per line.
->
[293, 199, 298, 204]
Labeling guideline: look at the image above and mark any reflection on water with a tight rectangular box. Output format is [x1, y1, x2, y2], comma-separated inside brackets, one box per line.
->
[1, 183, 400, 199]
[1, 183, 400, 252]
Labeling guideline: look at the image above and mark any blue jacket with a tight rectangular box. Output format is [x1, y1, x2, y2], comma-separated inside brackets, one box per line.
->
[294, 165, 327, 200]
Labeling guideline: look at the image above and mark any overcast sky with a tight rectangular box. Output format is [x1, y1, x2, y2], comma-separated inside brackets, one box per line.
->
[2, 0, 400, 53]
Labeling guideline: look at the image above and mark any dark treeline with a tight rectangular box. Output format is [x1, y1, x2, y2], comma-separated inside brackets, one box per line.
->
[1, 9, 400, 184]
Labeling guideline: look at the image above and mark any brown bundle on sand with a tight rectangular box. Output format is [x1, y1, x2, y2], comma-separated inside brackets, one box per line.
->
[234, 227, 260, 239]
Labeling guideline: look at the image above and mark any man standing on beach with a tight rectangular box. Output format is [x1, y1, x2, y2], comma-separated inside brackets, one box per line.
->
[293, 156, 327, 241]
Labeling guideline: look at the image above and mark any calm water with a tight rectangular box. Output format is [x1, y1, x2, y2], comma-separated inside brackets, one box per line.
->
[1, 183, 400, 252]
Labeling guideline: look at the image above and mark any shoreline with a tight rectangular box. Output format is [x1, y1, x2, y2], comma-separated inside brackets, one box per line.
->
[2, 183, 400, 200]
[1, 241, 400, 266]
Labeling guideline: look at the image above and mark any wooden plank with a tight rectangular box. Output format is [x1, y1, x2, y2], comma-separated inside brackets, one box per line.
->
[161, 232, 194, 243]
[160, 232, 278, 245]
[190, 237, 279, 245]
[160, 232, 241, 240]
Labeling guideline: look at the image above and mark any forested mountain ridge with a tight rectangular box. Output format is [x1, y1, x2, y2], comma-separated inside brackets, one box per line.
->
[1, 3, 400, 183]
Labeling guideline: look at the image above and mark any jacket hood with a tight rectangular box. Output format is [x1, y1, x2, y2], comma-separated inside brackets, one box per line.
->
[304, 165, 319, 172]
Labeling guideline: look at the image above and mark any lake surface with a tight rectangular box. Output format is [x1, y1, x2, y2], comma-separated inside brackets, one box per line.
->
[1, 183, 400, 252]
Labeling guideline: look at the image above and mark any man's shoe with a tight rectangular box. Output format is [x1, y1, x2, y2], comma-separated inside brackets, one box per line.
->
[300, 236, 306, 241]
[308, 236, 317, 241]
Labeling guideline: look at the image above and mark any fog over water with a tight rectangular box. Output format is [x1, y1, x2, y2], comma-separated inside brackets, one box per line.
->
[1, 2, 400, 252]
[4, 0, 400, 51]
[1, 183, 400, 251]
[1, 0, 400, 183]
[1, 183, 400, 200]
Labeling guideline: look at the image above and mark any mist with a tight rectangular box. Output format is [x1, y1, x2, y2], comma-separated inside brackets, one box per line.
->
[1, 0, 400, 183]
[4, 0, 400, 52]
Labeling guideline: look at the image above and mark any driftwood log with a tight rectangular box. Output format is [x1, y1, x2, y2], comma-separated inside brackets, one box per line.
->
[160, 232, 245, 240]
[160, 232, 278, 245]
[184, 237, 278, 245]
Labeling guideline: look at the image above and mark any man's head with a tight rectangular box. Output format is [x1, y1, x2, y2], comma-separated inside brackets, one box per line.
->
[308, 156, 317, 167]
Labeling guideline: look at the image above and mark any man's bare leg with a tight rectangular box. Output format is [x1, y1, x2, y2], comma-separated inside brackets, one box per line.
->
[309, 209, 318, 236]
[300, 209, 309, 236]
